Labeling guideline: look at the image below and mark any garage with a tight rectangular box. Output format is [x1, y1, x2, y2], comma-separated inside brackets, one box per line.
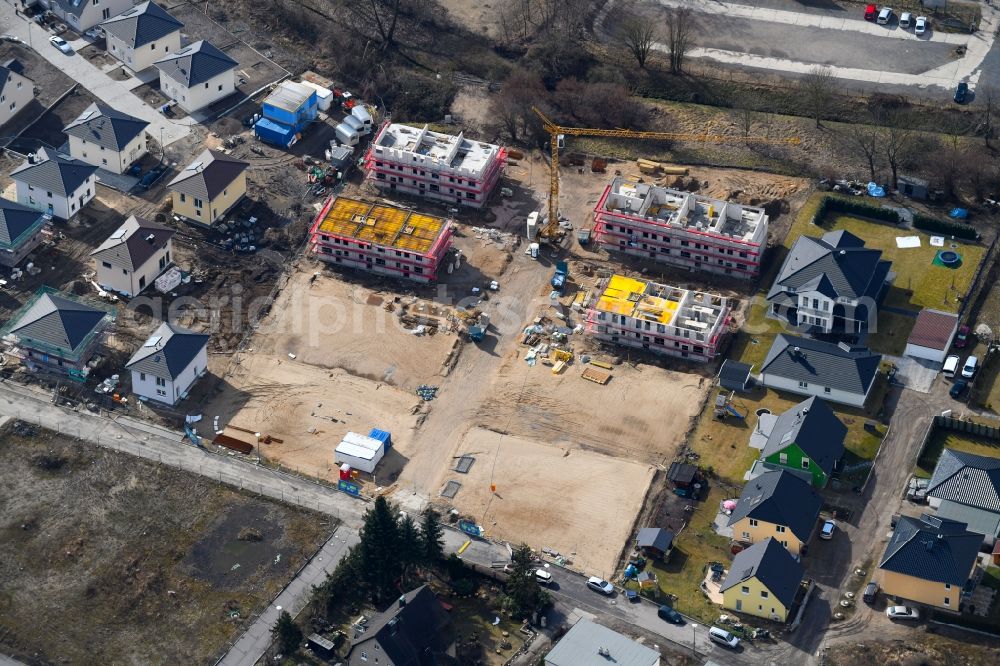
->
[904, 309, 960, 364]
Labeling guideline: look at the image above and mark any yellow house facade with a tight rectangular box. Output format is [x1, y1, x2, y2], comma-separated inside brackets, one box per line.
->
[720, 537, 803, 623]
[727, 470, 822, 558]
[729, 516, 807, 556]
[722, 572, 791, 622]
[879, 571, 964, 611]
[168, 150, 249, 227]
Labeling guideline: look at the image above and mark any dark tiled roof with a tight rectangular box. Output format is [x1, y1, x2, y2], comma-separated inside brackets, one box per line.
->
[63, 103, 149, 152]
[91, 215, 174, 271]
[719, 359, 752, 389]
[126, 321, 208, 380]
[168, 149, 248, 200]
[667, 461, 698, 485]
[760, 334, 882, 396]
[100, 1, 184, 48]
[0, 199, 46, 249]
[720, 538, 804, 608]
[10, 148, 97, 197]
[762, 397, 846, 475]
[346, 585, 452, 666]
[154, 40, 238, 87]
[767, 231, 890, 301]
[7, 291, 107, 354]
[636, 527, 674, 552]
[907, 309, 960, 351]
[879, 514, 982, 586]
[928, 449, 1000, 512]
[727, 470, 822, 543]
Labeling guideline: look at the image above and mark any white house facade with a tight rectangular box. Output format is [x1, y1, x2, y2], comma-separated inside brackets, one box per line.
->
[42, 0, 136, 32]
[154, 41, 238, 114]
[126, 322, 209, 405]
[11, 149, 97, 220]
[63, 103, 149, 175]
[100, 1, 184, 73]
[91, 215, 174, 296]
[0, 65, 34, 129]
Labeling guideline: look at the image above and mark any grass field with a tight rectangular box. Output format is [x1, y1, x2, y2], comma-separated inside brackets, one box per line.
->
[915, 427, 1000, 477]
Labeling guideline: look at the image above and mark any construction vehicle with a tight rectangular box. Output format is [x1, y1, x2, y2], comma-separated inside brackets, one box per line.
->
[530, 107, 801, 242]
[550, 261, 568, 292]
[467, 312, 490, 343]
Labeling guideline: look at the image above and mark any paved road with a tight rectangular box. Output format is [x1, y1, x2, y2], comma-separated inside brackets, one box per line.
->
[0, 2, 193, 147]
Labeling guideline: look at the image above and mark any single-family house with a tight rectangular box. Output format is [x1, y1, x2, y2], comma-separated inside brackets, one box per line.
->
[10, 148, 97, 220]
[62, 103, 149, 175]
[40, 0, 136, 32]
[167, 149, 248, 226]
[0, 198, 48, 267]
[91, 215, 174, 296]
[728, 470, 822, 555]
[757, 397, 846, 488]
[126, 322, 208, 405]
[545, 618, 660, 666]
[878, 514, 983, 611]
[100, 1, 184, 73]
[721, 537, 804, 623]
[904, 309, 960, 364]
[344, 585, 455, 666]
[0, 288, 110, 378]
[154, 41, 238, 114]
[0, 63, 34, 129]
[767, 229, 892, 333]
[635, 527, 674, 560]
[927, 449, 1000, 547]
[718, 358, 753, 392]
[758, 334, 882, 408]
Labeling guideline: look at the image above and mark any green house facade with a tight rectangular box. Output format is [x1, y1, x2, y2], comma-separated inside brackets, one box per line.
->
[764, 442, 829, 487]
[758, 397, 846, 489]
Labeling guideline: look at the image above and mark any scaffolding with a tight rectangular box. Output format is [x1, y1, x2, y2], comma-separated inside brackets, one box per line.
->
[314, 197, 449, 256]
[0, 286, 115, 363]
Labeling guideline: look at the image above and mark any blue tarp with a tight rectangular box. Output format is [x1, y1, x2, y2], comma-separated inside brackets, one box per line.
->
[867, 182, 886, 197]
[368, 428, 392, 450]
[949, 208, 969, 219]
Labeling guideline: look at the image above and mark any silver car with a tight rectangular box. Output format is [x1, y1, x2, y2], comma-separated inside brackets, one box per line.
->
[586, 576, 614, 595]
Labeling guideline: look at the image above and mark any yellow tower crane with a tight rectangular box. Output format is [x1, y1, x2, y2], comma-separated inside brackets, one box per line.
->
[531, 107, 802, 240]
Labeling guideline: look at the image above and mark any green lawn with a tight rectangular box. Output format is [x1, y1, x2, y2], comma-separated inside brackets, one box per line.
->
[786, 194, 986, 314]
[866, 310, 918, 356]
[915, 428, 1000, 477]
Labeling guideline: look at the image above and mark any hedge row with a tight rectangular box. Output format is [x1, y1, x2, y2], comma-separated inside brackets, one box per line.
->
[812, 195, 979, 241]
[912, 213, 979, 241]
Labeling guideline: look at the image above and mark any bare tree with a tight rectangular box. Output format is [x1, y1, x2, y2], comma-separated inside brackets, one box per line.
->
[979, 85, 997, 148]
[800, 66, 836, 128]
[664, 7, 693, 74]
[623, 18, 657, 69]
[734, 90, 762, 141]
[349, 0, 403, 51]
[880, 109, 915, 189]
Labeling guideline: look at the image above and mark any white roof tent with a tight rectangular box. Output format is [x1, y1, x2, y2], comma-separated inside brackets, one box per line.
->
[334, 432, 385, 474]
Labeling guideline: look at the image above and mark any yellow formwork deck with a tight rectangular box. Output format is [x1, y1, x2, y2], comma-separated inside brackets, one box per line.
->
[316, 196, 448, 255]
[595, 274, 679, 325]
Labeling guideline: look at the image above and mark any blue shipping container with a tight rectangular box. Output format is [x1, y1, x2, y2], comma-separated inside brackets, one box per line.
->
[368, 428, 392, 450]
[254, 117, 296, 148]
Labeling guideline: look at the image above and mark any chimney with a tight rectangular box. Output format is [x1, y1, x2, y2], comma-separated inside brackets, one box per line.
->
[27, 153, 35, 164]
[398, 594, 406, 608]
[146, 234, 156, 243]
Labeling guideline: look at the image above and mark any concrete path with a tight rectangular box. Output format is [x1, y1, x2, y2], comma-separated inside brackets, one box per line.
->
[0, 654, 27, 666]
[0, 2, 194, 147]
[646, 0, 999, 90]
[217, 528, 360, 666]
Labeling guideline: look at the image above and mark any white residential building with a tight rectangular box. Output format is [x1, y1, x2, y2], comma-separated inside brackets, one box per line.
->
[10, 148, 97, 220]
[39, 0, 136, 32]
[126, 322, 209, 405]
[0, 63, 34, 129]
[154, 41, 238, 114]
[91, 215, 174, 297]
[100, 1, 184, 73]
[62, 103, 149, 175]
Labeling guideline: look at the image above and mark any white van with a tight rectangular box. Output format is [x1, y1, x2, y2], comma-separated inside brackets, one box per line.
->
[962, 355, 979, 379]
[535, 569, 553, 586]
[708, 626, 740, 649]
[943, 355, 960, 379]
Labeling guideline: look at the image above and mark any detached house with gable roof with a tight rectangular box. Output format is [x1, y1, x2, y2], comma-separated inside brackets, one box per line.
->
[728, 470, 822, 555]
[721, 537, 804, 622]
[154, 40, 238, 113]
[63, 103, 149, 175]
[101, 1, 184, 73]
[0, 288, 111, 378]
[167, 149, 248, 226]
[91, 215, 174, 296]
[928, 449, 1000, 547]
[40, 0, 136, 32]
[751, 396, 847, 488]
[0, 62, 34, 129]
[878, 514, 983, 611]
[758, 334, 882, 408]
[0, 199, 48, 268]
[344, 585, 455, 666]
[10, 148, 97, 220]
[126, 322, 208, 405]
[767, 229, 892, 334]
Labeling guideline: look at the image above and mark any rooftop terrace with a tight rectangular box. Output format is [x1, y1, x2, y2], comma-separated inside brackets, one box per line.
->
[372, 123, 500, 175]
[314, 197, 449, 255]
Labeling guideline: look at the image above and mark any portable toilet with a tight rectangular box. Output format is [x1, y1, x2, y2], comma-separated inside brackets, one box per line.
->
[526, 211, 539, 240]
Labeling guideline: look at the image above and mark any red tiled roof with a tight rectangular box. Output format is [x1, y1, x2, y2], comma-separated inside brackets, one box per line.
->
[907, 309, 959, 351]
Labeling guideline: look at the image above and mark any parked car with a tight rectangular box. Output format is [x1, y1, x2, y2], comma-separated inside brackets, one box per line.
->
[950, 378, 969, 399]
[863, 581, 880, 604]
[877, 7, 893, 25]
[84, 27, 103, 40]
[886, 605, 920, 621]
[899, 12, 912, 29]
[657, 605, 684, 624]
[820, 519, 837, 540]
[944, 355, 961, 378]
[535, 569, 553, 586]
[954, 325, 970, 348]
[864, 4, 878, 20]
[962, 355, 979, 379]
[709, 626, 741, 649]
[915, 16, 928, 35]
[587, 576, 615, 595]
[955, 82, 969, 104]
[49, 36, 72, 54]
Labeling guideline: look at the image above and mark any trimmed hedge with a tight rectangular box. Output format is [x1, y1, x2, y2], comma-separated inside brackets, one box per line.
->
[912, 213, 979, 241]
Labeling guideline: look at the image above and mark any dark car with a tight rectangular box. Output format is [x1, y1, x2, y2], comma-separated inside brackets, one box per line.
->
[954, 325, 970, 348]
[657, 604, 684, 624]
[955, 82, 969, 104]
[863, 581, 879, 604]
[950, 378, 969, 399]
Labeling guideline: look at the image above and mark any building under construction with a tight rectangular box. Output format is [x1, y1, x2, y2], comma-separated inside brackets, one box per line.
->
[593, 177, 769, 278]
[309, 196, 453, 282]
[364, 122, 506, 209]
[586, 275, 731, 362]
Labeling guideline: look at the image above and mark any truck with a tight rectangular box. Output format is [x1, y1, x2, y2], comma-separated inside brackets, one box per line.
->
[550, 261, 568, 292]
[467, 312, 490, 343]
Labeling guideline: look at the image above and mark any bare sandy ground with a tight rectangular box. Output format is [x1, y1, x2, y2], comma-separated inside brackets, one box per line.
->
[446, 427, 656, 576]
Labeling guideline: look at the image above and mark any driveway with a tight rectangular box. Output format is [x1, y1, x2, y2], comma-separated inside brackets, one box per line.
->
[0, 2, 194, 147]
